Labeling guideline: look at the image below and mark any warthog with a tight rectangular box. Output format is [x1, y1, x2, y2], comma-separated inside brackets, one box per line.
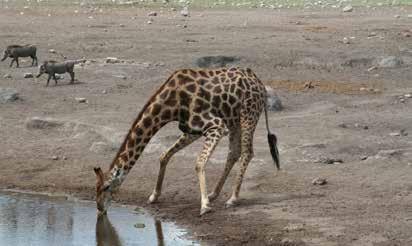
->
[36, 60, 84, 86]
[1, 45, 38, 68]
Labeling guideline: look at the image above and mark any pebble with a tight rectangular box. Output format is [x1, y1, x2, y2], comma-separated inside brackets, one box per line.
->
[394, 15, 401, 18]
[148, 11, 157, 16]
[342, 5, 353, 12]
[342, 37, 350, 44]
[51, 156, 59, 160]
[180, 6, 189, 17]
[404, 94, 411, 98]
[49, 49, 56, 53]
[24, 73, 33, 78]
[3, 74, 12, 79]
[312, 178, 327, 185]
[75, 97, 87, 103]
[367, 66, 377, 72]
[389, 132, 401, 137]
[105, 57, 120, 64]
[134, 223, 146, 228]
[147, 20, 153, 24]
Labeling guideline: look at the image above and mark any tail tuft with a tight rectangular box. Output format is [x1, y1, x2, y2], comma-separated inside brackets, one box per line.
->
[267, 133, 280, 170]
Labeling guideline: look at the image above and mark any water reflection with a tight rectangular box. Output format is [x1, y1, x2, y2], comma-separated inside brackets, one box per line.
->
[0, 192, 197, 246]
[96, 215, 122, 246]
[95, 216, 167, 246]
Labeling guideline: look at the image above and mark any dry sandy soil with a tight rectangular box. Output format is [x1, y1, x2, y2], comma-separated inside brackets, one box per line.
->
[1, 5, 412, 246]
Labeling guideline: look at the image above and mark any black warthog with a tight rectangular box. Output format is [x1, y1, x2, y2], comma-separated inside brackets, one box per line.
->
[36, 60, 84, 86]
[1, 45, 38, 68]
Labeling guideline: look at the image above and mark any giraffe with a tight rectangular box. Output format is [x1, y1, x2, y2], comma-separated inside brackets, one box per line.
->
[93, 67, 280, 216]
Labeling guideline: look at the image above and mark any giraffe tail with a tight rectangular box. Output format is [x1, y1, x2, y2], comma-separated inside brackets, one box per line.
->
[264, 101, 280, 170]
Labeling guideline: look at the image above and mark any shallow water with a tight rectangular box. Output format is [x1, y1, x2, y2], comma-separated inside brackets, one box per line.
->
[0, 192, 198, 246]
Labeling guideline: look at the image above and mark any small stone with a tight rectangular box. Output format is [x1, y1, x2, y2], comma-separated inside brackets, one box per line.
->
[405, 94, 412, 98]
[102, 90, 107, 94]
[361, 156, 368, 160]
[3, 74, 12, 79]
[147, 20, 153, 24]
[367, 66, 377, 72]
[394, 15, 401, 18]
[323, 158, 343, 164]
[180, 6, 189, 17]
[62, 156, 68, 160]
[51, 156, 59, 160]
[342, 5, 353, 12]
[119, 24, 125, 27]
[368, 32, 377, 37]
[338, 123, 348, 128]
[75, 97, 87, 103]
[378, 56, 403, 68]
[400, 98, 405, 103]
[342, 37, 350, 44]
[88, 16, 94, 19]
[134, 223, 146, 229]
[49, 49, 56, 53]
[0, 88, 19, 103]
[408, 14, 412, 18]
[312, 178, 327, 185]
[24, 73, 33, 78]
[114, 75, 127, 80]
[105, 57, 120, 64]
[148, 11, 157, 16]
[389, 132, 401, 137]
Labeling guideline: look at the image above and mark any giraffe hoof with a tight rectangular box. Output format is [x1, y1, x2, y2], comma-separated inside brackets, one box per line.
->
[199, 206, 213, 216]
[147, 194, 159, 204]
[208, 192, 218, 201]
[225, 198, 238, 208]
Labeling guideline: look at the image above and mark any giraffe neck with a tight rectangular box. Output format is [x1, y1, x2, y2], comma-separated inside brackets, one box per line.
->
[109, 103, 170, 178]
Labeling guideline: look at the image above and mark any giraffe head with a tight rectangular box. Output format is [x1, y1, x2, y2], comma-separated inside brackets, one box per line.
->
[94, 165, 125, 215]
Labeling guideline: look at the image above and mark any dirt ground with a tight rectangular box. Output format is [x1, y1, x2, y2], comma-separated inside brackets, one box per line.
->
[1, 5, 412, 246]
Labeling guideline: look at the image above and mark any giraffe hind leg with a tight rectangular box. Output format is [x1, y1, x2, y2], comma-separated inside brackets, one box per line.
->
[148, 133, 200, 204]
[208, 128, 241, 202]
[225, 118, 258, 208]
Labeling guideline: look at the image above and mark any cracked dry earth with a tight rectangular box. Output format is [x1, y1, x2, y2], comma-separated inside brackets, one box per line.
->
[0, 5, 412, 246]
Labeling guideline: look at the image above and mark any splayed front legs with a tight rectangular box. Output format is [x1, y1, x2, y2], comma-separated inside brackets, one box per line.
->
[148, 133, 200, 204]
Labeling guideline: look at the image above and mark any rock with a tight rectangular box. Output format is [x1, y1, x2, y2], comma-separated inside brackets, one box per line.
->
[49, 49, 56, 53]
[147, 20, 153, 24]
[51, 156, 59, 160]
[113, 75, 127, 80]
[75, 97, 87, 103]
[283, 223, 305, 232]
[361, 156, 368, 161]
[265, 86, 283, 111]
[0, 88, 19, 103]
[404, 94, 412, 98]
[180, 6, 189, 17]
[367, 66, 377, 72]
[342, 5, 353, 12]
[148, 11, 157, 16]
[342, 37, 350, 44]
[389, 132, 401, 137]
[194, 55, 241, 68]
[102, 90, 107, 94]
[105, 57, 120, 64]
[134, 223, 145, 229]
[3, 74, 12, 79]
[394, 15, 401, 18]
[119, 24, 125, 27]
[408, 14, 412, 18]
[24, 73, 33, 78]
[89, 141, 115, 153]
[312, 178, 327, 185]
[25, 117, 65, 129]
[378, 56, 403, 68]
[376, 149, 403, 158]
[322, 158, 343, 164]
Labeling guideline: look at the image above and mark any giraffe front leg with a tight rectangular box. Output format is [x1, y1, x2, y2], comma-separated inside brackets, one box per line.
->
[148, 133, 200, 204]
[208, 129, 241, 202]
[196, 128, 224, 216]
